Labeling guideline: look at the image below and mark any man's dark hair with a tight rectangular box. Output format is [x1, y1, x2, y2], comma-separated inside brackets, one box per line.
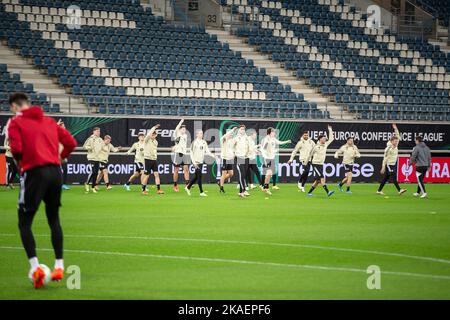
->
[302, 131, 308, 135]
[415, 136, 423, 143]
[318, 135, 325, 140]
[93, 127, 100, 132]
[267, 127, 274, 135]
[240, 124, 246, 128]
[9, 92, 30, 106]
[138, 133, 145, 137]
[347, 137, 354, 141]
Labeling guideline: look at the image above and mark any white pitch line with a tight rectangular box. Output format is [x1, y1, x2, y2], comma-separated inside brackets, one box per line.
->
[1, 245, 449, 281]
[1, 233, 450, 265]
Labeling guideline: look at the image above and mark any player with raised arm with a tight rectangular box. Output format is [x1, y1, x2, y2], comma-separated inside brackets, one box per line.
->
[377, 124, 407, 196]
[246, 130, 262, 190]
[7, 93, 77, 288]
[96, 135, 120, 190]
[334, 137, 361, 194]
[123, 133, 145, 191]
[185, 129, 215, 197]
[260, 128, 291, 196]
[219, 126, 237, 194]
[83, 127, 103, 193]
[307, 125, 335, 197]
[142, 124, 164, 195]
[288, 131, 315, 192]
[172, 119, 190, 192]
[377, 124, 406, 196]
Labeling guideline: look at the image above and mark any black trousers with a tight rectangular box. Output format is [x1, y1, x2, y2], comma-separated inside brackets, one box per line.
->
[378, 164, 400, 192]
[235, 157, 247, 193]
[299, 162, 311, 186]
[86, 160, 100, 188]
[187, 164, 204, 193]
[415, 166, 428, 194]
[18, 165, 63, 259]
[61, 162, 68, 185]
[246, 162, 262, 185]
[6, 156, 18, 184]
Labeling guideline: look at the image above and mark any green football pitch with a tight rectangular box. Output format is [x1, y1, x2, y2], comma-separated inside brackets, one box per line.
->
[0, 183, 449, 300]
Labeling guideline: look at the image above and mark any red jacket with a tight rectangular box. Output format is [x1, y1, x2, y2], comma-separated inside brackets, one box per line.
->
[7, 106, 77, 174]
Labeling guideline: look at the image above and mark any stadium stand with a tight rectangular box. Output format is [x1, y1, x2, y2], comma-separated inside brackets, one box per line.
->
[225, 0, 450, 121]
[0, 0, 448, 121]
[413, 0, 449, 26]
[0, 63, 60, 112]
[0, 0, 329, 119]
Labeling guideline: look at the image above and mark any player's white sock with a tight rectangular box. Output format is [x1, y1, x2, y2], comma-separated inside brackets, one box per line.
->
[55, 259, 64, 270]
[29, 257, 39, 272]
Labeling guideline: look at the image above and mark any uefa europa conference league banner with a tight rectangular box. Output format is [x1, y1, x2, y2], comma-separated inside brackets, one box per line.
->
[1, 115, 450, 150]
[64, 153, 381, 184]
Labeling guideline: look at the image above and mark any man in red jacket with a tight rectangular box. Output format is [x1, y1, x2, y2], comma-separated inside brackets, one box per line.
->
[7, 93, 77, 289]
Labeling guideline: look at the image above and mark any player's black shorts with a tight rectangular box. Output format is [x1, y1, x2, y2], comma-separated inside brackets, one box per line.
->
[415, 166, 428, 175]
[99, 162, 108, 170]
[134, 162, 144, 173]
[19, 165, 62, 212]
[385, 164, 397, 174]
[343, 164, 354, 173]
[172, 153, 188, 166]
[221, 159, 234, 171]
[144, 159, 158, 174]
[312, 164, 324, 178]
[262, 158, 276, 174]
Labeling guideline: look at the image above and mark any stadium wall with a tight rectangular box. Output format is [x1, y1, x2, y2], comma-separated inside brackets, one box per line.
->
[62, 153, 450, 184]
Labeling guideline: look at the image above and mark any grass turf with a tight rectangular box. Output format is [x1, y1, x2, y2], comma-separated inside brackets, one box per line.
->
[0, 183, 449, 300]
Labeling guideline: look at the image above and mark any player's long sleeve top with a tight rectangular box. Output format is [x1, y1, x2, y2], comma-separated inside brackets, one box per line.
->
[220, 131, 236, 161]
[261, 136, 291, 160]
[190, 138, 214, 165]
[234, 133, 250, 158]
[382, 145, 399, 167]
[98, 143, 119, 163]
[309, 127, 334, 165]
[382, 128, 400, 167]
[289, 138, 315, 164]
[246, 138, 259, 160]
[172, 122, 188, 155]
[410, 142, 431, 168]
[83, 134, 103, 161]
[127, 141, 145, 164]
[334, 144, 361, 165]
[144, 126, 158, 160]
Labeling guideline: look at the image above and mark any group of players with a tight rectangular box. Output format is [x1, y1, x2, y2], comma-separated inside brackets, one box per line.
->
[4, 93, 432, 290]
[78, 119, 431, 198]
